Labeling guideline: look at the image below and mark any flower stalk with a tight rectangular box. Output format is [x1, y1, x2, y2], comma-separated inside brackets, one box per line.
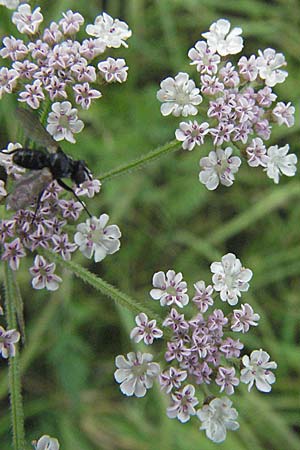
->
[3, 262, 25, 450]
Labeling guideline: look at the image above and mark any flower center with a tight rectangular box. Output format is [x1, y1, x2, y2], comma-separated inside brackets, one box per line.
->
[166, 286, 177, 296]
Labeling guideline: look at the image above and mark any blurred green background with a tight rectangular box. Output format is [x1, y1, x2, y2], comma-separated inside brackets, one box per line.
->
[0, 0, 300, 449]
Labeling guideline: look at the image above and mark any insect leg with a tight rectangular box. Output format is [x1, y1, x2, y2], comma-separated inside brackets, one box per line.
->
[57, 179, 92, 218]
[32, 188, 46, 223]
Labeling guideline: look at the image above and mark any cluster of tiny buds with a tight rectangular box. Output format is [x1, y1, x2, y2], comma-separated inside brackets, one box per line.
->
[32, 434, 60, 450]
[114, 253, 277, 443]
[0, 143, 121, 290]
[157, 18, 297, 189]
[0, 4, 131, 142]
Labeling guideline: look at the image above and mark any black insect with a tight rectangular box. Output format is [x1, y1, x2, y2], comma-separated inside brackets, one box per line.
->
[2, 108, 92, 217]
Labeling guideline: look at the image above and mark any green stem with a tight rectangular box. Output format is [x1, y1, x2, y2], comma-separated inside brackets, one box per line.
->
[3, 263, 26, 450]
[42, 249, 164, 326]
[98, 140, 180, 182]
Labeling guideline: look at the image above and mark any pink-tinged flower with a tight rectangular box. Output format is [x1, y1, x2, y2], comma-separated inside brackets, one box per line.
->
[188, 40, 220, 74]
[44, 76, 67, 101]
[0, 327, 20, 358]
[43, 22, 63, 45]
[73, 82, 102, 109]
[207, 309, 228, 332]
[0, 67, 19, 98]
[265, 144, 297, 184]
[12, 4, 43, 35]
[29, 255, 62, 291]
[71, 63, 96, 83]
[175, 120, 209, 150]
[34, 435, 60, 450]
[75, 178, 101, 198]
[220, 337, 243, 358]
[130, 313, 163, 345]
[254, 119, 271, 140]
[157, 72, 202, 117]
[159, 367, 187, 394]
[59, 10, 84, 35]
[200, 74, 224, 95]
[197, 397, 239, 443]
[246, 137, 268, 167]
[162, 308, 189, 333]
[28, 40, 49, 59]
[46, 101, 84, 143]
[150, 270, 189, 308]
[231, 303, 260, 333]
[210, 122, 234, 146]
[29, 224, 51, 251]
[1, 237, 26, 270]
[59, 199, 83, 221]
[238, 55, 258, 81]
[272, 102, 295, 128]
[202, 19, 243, 56]
[256, 48, 288, 87]
[80, 38, 106, 59]
[211, 253, 252, 305]
[74, 214, 121, 262]
[98, 57, 128, 83]
[18, 79, 45, 109]
[199, 147, 241, 190]
[256, 86, 277, 107]
[167, 384, 199, 423]
[0, 219, 15, 243]
[86, 12, 132, 49]
[240, 349, 277, 392]
[114, 351, 160, 397]
[219, 62, 240, 88]
[192, 281, 214, 313]
[0, 36, 28, 61]
[165, 340, 190, 363]
[12, 60, 37, 79]
[51, 234, 77, 261]
[216, 367, 239, 395]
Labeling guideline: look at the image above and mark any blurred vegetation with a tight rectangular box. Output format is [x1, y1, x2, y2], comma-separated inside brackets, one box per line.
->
[0, 0, 300, 449]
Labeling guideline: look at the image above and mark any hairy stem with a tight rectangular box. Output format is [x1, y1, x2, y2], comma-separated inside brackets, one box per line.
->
[98, 139, 180, 182]
[3, 263, 26, 450]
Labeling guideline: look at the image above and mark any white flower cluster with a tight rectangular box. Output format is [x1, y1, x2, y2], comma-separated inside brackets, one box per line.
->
[0, 4, 131, 143]
[114, 253, 277, 443]
[157, 18, 297, 190]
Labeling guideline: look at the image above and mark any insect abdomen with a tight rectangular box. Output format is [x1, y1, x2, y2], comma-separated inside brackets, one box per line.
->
[13, 149, 49, 170]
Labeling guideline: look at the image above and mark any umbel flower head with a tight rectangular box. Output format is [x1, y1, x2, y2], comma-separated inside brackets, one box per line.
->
[115, 253, 277, 443]
[0, 4, 132, 142]
[157, 18, 297, 189]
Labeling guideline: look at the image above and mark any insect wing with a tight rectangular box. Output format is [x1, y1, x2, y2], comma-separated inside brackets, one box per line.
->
[17, 108, 58, 153]
[6, 168, 52, 211]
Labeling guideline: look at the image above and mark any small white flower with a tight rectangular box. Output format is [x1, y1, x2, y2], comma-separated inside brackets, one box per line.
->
[74, 214, 121, 262]
[197, 397, 239, 443]
[150, 270, 189, 308]
[202, 19, 243, 56]
[46, 101, 84, 143]
[231, 303, 260, 333]
[265, 144, 297, 184]
[188, 40, 220, 74]
[246, 137, 268, 168]
[199, 147, 241, 190]
[12, 3, 43, 35]
[114, 351, 160, 397]
[0, 0, 19, 9]
[272, 102, 295, 128]
[29, 255, 62, 291]
[256, 48, 288, 87]
[167, 384, 199, 423]
[0, 67, 19, 99]
[157, 72, 202, 117]
[240, 349, 277, 392]
[130, 313, 163, 345]
[210, 253, 253, 305]
[75, 178, 101, 198]
[86, 12, 132, 49]
[35, 435, 60, 450]
[175, 120, 209, 150]
[98, 57, 128, 83]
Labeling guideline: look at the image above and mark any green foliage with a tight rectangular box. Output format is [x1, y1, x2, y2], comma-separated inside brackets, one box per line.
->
[0, 0, 300, 449]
